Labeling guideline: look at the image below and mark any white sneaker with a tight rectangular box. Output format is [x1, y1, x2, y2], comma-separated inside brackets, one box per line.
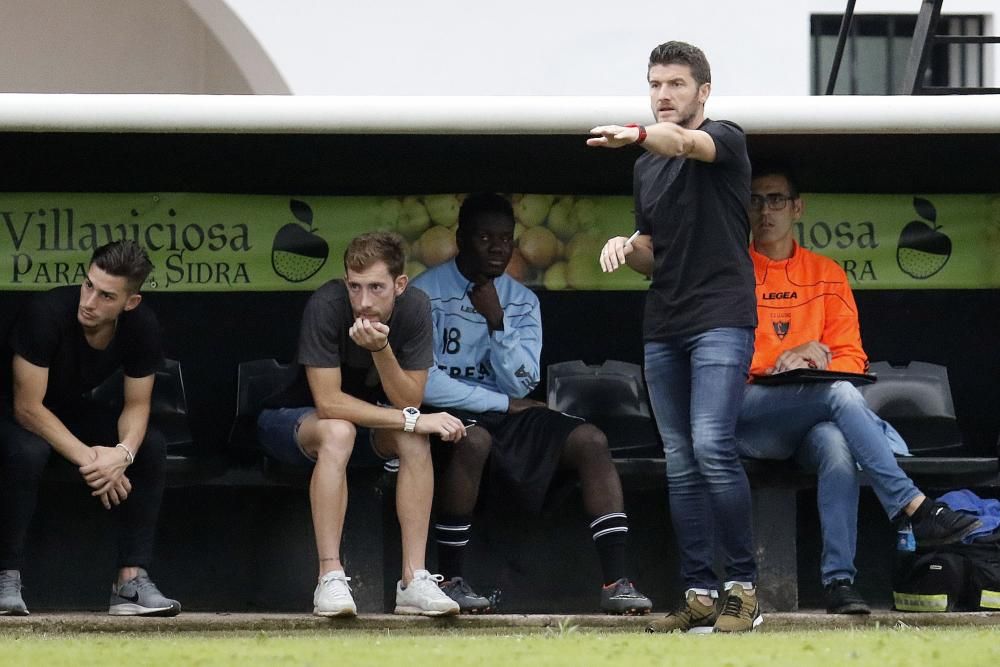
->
[394, 570, 460, 616]
[313, 570, 357, 617]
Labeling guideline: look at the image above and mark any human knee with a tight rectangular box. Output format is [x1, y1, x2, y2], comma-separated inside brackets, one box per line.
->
[827, 381, 866, 409]
[663, 440, 702, 485]
[803, 423, 856, 476]
[563, 424, 612, 467]
[392, 432, 431, 464]
[137, 429, 167, 459]
[453, 426, 492, 466]
[0, 423, 52, 476]
[313, 419, 356, 464]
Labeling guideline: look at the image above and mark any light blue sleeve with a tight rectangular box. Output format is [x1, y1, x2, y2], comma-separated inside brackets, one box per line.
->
[487, 302, 542, 398]
[423, 364, 510, 412]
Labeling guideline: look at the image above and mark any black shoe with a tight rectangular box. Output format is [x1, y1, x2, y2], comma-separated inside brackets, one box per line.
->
[824, 579, 871, 615]
[439, 577, 492, 614]
[601, 578, 652, 615]
[911, 502, 983, 547]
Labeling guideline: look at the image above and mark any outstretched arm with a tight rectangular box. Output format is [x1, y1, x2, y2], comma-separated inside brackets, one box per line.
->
[587, 122, 717, 162]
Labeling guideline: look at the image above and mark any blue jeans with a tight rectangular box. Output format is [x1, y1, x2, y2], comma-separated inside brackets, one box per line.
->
[644, 327, 756, 591]
[737, 381, 922, 585]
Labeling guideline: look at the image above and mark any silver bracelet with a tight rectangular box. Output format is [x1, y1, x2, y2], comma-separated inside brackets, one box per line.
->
[115, 443, 134, 465]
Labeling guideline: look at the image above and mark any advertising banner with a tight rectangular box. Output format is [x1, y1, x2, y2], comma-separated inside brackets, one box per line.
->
[1, 192, 997, 291]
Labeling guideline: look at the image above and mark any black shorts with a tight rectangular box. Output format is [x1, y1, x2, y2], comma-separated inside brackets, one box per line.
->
[427, 405, 585, 513]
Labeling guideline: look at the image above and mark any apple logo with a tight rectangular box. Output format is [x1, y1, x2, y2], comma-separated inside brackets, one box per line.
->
[271, 199, 329, 283]
[896, 197, 952, 279]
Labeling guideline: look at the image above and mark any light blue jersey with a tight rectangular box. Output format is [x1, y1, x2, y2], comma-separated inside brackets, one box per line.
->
[412, 259, 541, 413]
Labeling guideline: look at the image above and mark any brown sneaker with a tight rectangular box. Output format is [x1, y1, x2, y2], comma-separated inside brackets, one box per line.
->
[713, 584, 762, 633]
[645, 590, 717, 633]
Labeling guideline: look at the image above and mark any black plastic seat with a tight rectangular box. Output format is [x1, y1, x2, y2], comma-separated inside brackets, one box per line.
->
[546, 359, 662, 457]
[859, 361, 966, 456]
[82, 358, 219, 481]
[87, 358, 194, 456]
[228, 358, 297, 460]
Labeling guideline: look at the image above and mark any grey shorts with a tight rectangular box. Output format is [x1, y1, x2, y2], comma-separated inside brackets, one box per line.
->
[257, 407, 385, 468]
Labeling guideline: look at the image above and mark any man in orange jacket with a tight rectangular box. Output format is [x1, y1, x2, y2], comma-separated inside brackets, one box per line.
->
[736, 167, 981, 614]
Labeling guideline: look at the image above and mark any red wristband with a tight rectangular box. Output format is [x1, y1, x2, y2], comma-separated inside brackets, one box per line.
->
[624, 123, 647, 145]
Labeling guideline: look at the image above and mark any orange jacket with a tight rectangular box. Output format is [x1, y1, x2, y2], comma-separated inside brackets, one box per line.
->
[749, 241, 868, 375]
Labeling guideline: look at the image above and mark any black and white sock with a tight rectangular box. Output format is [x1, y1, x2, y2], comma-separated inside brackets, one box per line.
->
[590, 512, 629, 586]
[434, 515, 472, 580]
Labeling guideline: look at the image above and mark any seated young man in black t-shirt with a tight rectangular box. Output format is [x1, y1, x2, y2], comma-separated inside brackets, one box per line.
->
[0, 240, 180, 617]
[257, 231, 467, 617]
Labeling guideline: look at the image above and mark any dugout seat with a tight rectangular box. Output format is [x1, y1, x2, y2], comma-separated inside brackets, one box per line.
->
[859, 361, 965, 456]
[228, 358, 387, 474]
[227, 358, 297, 460]
[87, 358, 195, 456]
[546, 359, 662, 457]
[83, 358, 217, 480]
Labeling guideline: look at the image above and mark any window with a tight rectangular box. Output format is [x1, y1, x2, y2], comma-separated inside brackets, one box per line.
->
[811, 14, 987, 94]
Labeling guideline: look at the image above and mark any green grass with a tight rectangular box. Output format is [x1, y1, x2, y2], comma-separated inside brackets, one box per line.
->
[2, 628, 999, 666]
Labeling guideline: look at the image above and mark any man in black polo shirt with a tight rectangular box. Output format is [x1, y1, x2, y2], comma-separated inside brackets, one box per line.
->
[589, 40, 760, 633]
[0, 240, 180, 617]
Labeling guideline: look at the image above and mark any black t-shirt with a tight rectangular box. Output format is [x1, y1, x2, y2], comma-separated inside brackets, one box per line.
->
[267, 280, 434, 407]
[3, 285, 164, 414]
[634, 118, 758, 340]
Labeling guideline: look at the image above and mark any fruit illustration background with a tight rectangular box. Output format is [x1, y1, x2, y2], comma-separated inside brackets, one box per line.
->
[374, 193, 644, 290]
[370, 192, 1000, 290]
[1, 192, 996, 293]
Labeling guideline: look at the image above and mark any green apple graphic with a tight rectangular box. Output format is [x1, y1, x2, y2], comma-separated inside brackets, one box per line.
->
[396, 196, 431, 241]
[272, 199, 329, 282]
[545, 196, 577, 240]
[423, 194, 461, 227]
[512, 193, 555, 228]
[896, 197, 952, 279]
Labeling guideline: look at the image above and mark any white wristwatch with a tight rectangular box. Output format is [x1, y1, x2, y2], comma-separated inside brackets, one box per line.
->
[402, 406, 420, 432]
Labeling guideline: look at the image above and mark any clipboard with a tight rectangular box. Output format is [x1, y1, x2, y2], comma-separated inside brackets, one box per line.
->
[751, 368, 877, 386]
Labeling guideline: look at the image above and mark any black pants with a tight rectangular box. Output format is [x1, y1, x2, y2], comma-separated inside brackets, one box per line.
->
[0, 410, 166, 571]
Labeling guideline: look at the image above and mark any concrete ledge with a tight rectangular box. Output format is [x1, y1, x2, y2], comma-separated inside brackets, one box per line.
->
[2, 611, 1000, 634]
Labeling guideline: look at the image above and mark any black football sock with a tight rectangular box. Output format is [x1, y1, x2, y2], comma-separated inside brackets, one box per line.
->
[434, 514, 472, 580]
[590, 512, 629, 585]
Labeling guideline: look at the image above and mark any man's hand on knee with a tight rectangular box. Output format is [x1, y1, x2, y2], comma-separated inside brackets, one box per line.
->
[415, 412, 467, 442]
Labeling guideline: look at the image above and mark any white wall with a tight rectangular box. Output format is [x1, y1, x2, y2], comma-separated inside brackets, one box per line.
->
[0, 0, 282, 93]
[0, 1, 992, 96]
[221, 0, 996, 95]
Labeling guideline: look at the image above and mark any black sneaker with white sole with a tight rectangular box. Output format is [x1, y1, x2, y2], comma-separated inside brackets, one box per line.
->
[109, 569, 181, 617]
